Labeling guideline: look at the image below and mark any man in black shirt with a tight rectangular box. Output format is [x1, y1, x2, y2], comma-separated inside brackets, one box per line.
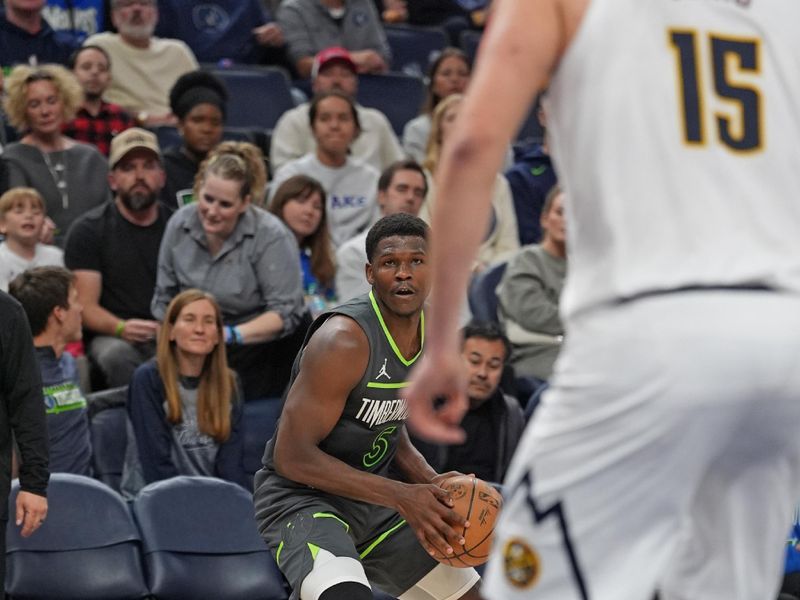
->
[411, 321, 525, 483]
[64, 127, 170, 388]
[0, 290, 50, 588]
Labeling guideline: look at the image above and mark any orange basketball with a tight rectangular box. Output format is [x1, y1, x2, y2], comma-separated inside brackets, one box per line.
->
[432, 475, 503, 568]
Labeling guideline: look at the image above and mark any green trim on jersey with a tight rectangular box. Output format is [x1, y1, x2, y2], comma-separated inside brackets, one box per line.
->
[308, 542, 320, 560]
[368, 290, 424, 367]
[359, 519, 408, 559]
[313, 512, 350, 532]
[276, 541, 284, 565]
[366, 381, 409, 389]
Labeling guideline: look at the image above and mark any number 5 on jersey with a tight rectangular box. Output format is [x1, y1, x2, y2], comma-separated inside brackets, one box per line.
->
[669, 29, 762, 152]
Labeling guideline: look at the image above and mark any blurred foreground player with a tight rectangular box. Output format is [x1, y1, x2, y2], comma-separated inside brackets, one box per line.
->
[0, 290, 50, 588]
[254, 214, 481, 600]
[406, 1, 800, 599]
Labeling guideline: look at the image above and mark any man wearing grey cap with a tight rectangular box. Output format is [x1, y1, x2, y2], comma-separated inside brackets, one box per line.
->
[64, 127, 171, 389]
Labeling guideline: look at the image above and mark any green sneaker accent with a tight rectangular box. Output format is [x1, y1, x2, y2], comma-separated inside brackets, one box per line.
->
[313, 512, 350, 532]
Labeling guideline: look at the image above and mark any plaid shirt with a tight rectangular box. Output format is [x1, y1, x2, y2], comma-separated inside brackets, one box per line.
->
[63, 102, 136, 157]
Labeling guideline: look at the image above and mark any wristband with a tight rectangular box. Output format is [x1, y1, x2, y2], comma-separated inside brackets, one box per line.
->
[225, 325, 243, 346]
[114, 320, 126, 338]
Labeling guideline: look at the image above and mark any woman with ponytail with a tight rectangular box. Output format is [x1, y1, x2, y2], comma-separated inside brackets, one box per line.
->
[151, 141, 306, 400]
[128, 289, 247, 487]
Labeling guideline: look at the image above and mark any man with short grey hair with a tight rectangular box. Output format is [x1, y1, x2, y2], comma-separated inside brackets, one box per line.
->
[84, 0, 197, 126]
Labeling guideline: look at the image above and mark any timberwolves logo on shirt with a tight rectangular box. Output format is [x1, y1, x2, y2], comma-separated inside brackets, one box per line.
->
[352, 10, 368, 26]
[503, 538, 541, 589]
[192, 4, 231, 32]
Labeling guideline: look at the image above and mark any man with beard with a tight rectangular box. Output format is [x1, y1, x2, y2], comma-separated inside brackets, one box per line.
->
[84, 0, 197, 127]
[63, 44, 136, 157]
[64, 128, 170, 388]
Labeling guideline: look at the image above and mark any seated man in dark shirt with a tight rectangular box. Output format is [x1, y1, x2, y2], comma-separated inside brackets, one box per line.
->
[64, 127, 171, 389]
[9, 266, 92, 476]
[0, 0, 77, 67]
[414, 321, 525, 483]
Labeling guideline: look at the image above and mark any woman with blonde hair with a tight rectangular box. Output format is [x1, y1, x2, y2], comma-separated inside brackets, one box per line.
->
[151, 141, 306, 400]
[269, 174, 336, 305]
[421, 93, 520, 271]
[402, 47, 471, 163]
[2, 64, 109, 245]
[128, 289, 247, 487]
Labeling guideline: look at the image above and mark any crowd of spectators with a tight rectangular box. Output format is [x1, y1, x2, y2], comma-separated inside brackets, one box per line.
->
[3, 5, 800, 599]
[0, 0, 573, 569]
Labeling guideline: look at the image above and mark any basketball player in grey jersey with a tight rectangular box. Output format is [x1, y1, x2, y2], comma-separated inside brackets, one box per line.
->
[254, 214, 481, 600]
[407, 0, 800, 599]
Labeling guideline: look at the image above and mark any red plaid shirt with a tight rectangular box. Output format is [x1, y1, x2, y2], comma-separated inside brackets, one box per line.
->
[63, 102, 136, 157]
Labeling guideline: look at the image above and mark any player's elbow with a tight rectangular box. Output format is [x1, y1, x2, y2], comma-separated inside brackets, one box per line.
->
[448, 131, 503, 170]
[273, 435, 306, 481]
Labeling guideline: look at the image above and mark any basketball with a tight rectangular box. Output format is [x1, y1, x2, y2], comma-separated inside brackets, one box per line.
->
[431, 475, 503, 568]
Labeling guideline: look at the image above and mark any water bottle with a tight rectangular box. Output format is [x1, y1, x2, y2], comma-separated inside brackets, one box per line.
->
[306, 283, 327, 319]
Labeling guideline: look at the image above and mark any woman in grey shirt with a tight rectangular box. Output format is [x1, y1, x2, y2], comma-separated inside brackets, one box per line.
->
[152, 142, 307, 400]
[2, 64, 110, 246]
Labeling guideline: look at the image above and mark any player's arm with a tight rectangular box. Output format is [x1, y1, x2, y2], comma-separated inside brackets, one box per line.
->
[393, 427, 438, 484]
[394, 428, 474, 485]
[273, 316, 467, 556]
[407, 0, 572, 442]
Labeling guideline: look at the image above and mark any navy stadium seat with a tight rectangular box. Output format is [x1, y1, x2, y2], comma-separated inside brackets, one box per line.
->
[356, 73, 425, 136]
[87, 385, 128, 492]
[467, 261, 507, 323]
[459, 29, 482, 65]
[516, 105, 545, 143]
[133, 476, 288, 600]
[384, 24, 448, 76]
[242, 396, 283, 482]
[209, 67, 295, 131]
[6, 473, 149, 600]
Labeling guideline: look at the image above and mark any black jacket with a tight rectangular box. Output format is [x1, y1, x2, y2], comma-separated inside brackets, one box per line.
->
[0, 292, 49, 519]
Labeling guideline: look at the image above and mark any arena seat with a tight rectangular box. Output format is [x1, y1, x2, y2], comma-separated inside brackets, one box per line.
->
[356, 73, 425, 136]
[133, 476, 288, 600]
[459, 28, 482, 65]
[209, 67, 295, 131]
[384, 24, 448, 76]
[87, 385, 129, 492]
[242, 396, 283, 483]
[5, 473, 149, 600]
[467, 261, 507, 323]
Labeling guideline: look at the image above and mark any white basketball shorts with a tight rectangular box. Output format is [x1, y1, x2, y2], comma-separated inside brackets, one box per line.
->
[483, 290, 800, 600]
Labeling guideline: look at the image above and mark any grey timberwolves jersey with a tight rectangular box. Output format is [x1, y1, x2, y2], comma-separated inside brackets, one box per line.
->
[261, 291, 424, 481]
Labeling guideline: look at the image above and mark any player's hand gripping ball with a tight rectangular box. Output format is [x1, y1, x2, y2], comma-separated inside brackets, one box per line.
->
[433, 475, 503, 567]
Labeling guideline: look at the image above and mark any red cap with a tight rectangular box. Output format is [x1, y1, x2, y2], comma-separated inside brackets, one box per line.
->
[312, 46, 357, 79]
